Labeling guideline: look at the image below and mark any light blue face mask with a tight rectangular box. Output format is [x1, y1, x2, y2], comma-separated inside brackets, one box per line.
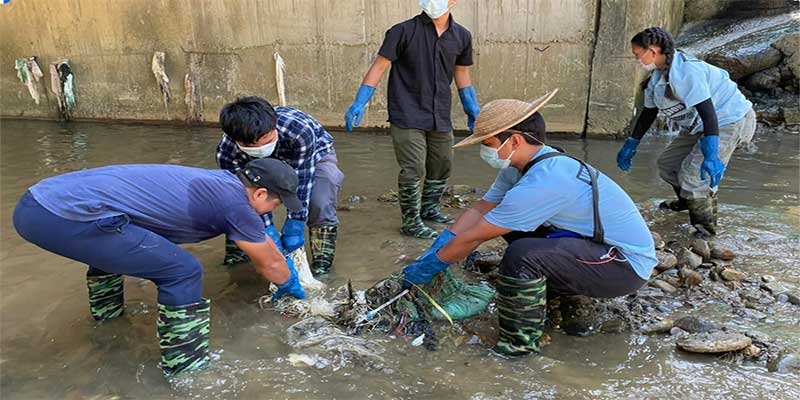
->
[480, 138, 514, 169]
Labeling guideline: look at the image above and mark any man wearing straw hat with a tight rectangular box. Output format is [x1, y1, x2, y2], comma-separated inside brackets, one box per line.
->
[401, 90, 658, 356]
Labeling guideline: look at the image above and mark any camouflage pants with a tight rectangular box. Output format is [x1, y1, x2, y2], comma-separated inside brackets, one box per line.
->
[657, 109, 756, 200]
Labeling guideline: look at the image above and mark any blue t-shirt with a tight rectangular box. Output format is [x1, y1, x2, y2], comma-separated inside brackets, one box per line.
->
[29, 164, 266, 244]
[645, 51, 752, 134]
[483, 146, 658, 280]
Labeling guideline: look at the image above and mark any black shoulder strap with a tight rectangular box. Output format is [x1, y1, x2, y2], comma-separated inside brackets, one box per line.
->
[521, 150, 605, 244]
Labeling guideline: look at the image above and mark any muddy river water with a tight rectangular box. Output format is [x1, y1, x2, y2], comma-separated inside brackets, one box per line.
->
[1, 119, 798, 399]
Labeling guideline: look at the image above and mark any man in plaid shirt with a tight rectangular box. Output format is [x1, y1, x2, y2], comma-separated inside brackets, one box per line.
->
[217, 96, 343, 276]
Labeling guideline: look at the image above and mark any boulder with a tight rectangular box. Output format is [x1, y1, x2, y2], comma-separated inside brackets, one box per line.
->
[640, 319, 675, 334]
[677, 331, 752, 353]
[787, 292, 800, 306]
[761, 281, 788, 294]
[679, 267, 704, 287]
[690, 238, 711, 261]
[674, 316, 718, 333]
[783, 106, 800, 126]
[651, 279, 678, 294]
[710, 243, 736, 261]
[744, 66, 782, 91]
[677, 248, 703, 268]
[678, 13, 800, 79]
[656, 251, 679, 272]
[767, 352, 800, 373]
[773, 32, 800, 81]
[720, 268, 746, 282]
[652, 232, 665, 250]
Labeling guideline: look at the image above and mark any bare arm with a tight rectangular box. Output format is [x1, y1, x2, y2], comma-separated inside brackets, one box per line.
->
[439, 217, 510, 263]
[454, 65, 472, 89]
[450, 200, 497, 234]
[235, 239, 290, 284]
[362, 56, 392, 87]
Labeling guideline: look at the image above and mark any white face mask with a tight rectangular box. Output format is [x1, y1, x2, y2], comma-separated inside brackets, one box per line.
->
[639, 60, 657, 71]
[238, 140, 277, 159]
[480, 138, 515, 169]
[420, 0, 450, 19]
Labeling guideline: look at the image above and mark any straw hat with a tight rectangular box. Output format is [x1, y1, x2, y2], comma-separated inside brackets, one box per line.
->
[453, 89, 559, 148]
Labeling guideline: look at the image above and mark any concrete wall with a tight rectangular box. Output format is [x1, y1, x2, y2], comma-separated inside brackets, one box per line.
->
[586, 0, 685, 136]
[1, 0, 682, 135]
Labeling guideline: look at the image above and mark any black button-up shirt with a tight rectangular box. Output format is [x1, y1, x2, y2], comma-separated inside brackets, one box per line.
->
[378, 13, 473, 133]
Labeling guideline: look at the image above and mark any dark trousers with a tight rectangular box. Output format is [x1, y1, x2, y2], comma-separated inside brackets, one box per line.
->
[13, 191, 203, 306]
[390, 125, 453, 185]
[500, 233, 646, 298]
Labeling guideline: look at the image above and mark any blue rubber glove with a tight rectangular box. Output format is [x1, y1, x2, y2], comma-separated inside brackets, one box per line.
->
[419, 229, 456, 260]
[265, 225, 284, 254]
[272, 257, 307, 301]
[344, 84, 376, 131]
[700, 135, 725, 188]
[280, 218, 305, 253]
[402, 250, 451, 288]
[458, 86, 480, 131]
[616, 137, 640, 172]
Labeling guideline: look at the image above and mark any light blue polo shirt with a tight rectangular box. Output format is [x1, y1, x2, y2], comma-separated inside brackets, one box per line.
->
[644, 51, 752, 134]
[483, 146, 658, 280]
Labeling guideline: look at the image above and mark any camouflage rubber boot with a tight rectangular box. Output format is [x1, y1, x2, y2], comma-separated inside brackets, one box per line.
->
[86, 273, 124, 321]
[492, 275, 547, 357]
[420, 179, 454, 223]
[157, 298, 211, 378]
[309, 225, 338, 276]
[687, 195, 717, 238]
[398, 181, 438, 239]
[659, 186, 689, 212]
[223, 238, 250, 265]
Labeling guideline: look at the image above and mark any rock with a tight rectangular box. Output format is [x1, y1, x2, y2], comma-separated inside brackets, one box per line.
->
[783, 106, 800, 126]
[776, 293, 789, 303]
[767, 352, 800, 373]
[744, 66, 782, 91]
[655, 251, 678, 272]
[600, 319, 626, 334]
[710, 243, 736, 261]
[787, 293, 800, 306]
[377, 191, 398, 203]
[679, 267, 704, 288]
[670, 327, 688, 337]
[651, 279, 678, 294]
[742, 344, 762, 358]
[652, 232, 665, 250]
[677, 331, 752, 354]
[761, 274, 776, 283]
[724, 280, 742, 291]
[720, 268, 746, 282]
[664, 277, 682, 289]
[674, 316, 718, 333]
[677, 248, 703, 269]
[773, 32, 800, 81]
[640, 319, 674, 334]
[690, 238, 711, 261]
[706, 43, 783, 81]
[761, 281, 788, 295]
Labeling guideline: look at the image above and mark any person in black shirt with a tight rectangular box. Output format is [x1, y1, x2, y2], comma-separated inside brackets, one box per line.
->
[344, 0, 480, 239]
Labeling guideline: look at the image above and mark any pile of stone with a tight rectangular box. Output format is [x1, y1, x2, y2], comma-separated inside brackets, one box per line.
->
[677, 11, 800, 127]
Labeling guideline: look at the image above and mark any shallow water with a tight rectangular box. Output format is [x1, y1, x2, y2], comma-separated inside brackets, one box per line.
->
[1, 119, 798, 399]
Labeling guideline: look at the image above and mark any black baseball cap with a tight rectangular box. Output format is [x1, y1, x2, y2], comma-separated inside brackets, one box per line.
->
[241, 158, 302, 213]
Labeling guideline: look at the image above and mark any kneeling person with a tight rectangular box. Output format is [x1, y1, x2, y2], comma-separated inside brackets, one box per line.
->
[402, 93, 657, 356]
[217, 96, 343, 276]
[12, 158, 306, 378]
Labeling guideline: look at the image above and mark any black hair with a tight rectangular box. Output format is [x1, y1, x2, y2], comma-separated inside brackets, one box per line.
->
[496, 112, 547, 145]
[631, 27, 676, 98]
[219, 96, 277, 144]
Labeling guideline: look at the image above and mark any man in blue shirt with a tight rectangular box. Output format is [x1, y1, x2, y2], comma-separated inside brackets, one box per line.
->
[402, 92, 657, 357]
[12, 158, 306, 378]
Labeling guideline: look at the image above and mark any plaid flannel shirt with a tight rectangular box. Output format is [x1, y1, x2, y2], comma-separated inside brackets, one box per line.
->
[216, 106, 334, 226]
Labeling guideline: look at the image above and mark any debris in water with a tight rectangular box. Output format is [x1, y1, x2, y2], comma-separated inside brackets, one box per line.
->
[49, 59, 76, 120]
[151, 51, 171, 112]
[15, 56, 44, 104]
